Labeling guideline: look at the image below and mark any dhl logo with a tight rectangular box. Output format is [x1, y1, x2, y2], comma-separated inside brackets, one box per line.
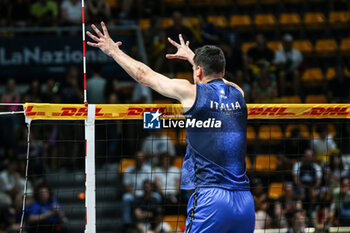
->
[248, 107, 350, 117]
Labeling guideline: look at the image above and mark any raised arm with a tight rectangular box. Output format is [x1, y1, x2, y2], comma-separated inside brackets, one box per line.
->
[166, 35, 244, 97]
[86, 22, 196, 108]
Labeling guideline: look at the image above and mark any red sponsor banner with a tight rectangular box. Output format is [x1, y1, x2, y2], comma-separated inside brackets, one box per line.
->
[23, 103, 350, 120]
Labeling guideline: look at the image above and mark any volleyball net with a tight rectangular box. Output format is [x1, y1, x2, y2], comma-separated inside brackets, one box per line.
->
[5, 103, 350, 233]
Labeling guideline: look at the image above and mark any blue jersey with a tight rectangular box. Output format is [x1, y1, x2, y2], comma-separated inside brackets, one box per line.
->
[181, 78, 250, 191]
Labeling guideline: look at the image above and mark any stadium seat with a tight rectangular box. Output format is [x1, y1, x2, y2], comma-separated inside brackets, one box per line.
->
[161, 18, 174, 28]
[174, 157, 184, 170]
[162, 129, 177, 145]
[340, 38, 350, 54]
[230, 15, 252, 29]
[279, 13, 301, 29]
[106, 0, 119, 8]
[178, 128, 187, 146]
[326, 67, 349, 80]
[292, 40, 313, 54]
[207, 16, 228, 28]
[176, 72, 193, 83]
[139, 19, 150, 31]
[329, 11, 350, 25]
[305, 95, 327, 103]
[246, 156, 252, 171]
[163, 215, 186, 231]
[254, 14, 277, 29]
[267, 41, 282, 52]
[312, 124, 336, 137]
[302, 68, 324, 83]
[255, 155, 278, 171]
[247, 125, 257, 142]
[184, 17, 200, 27]
[285, 124, 311, 138]
[119, 158, 135, 173]
[241, 42, 256, 53]
[268, 182, 284, 199]
[315, 39, 338, 55]
[304, 12, 326, 28]
[281, 95, 302, 103]
[258, 125, 283, 141]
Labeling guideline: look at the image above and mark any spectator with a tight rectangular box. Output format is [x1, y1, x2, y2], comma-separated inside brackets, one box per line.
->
[141, 131, 176, 158]
[153, 154, 180, 211]
[132, 83, 152, 104]
[30, 0, 58, 26]
[293, 149, 322, 199]
[27, 184, 67, 233]
[7, 193, 33, 233]
[122, 151, 154, 225]
[232, 70, 251, 102]
[327, 66, 350, 103]
[25, 80, 42, 103]
[2, 78, 21, 112]
[324, 153, 349, 188]
[87, 0, 111, 24]
[252, 178, 270, 229]
[274, 34, 303, 95]
[279, 182, 298, 219]
[270, 201, 288, 228]
[133, 180, 161, 229]
[246, 34, 274, 74]
[330, 177, 350, 226]
[0, 203, 12, 233]
[87, 64, 107, 104]
[146, 208, 171, 233]
[0, 160, 21, 206]
[60, 67, 83, 103]
[311, 125, 337, 163]
[61, 0, 83, 25]
[286, 210, 307, 233]
[197, 15, 220, 45]
[42, 79, 60, 103]
[281, 128, 310, 169]
[251, 69, 278, 102]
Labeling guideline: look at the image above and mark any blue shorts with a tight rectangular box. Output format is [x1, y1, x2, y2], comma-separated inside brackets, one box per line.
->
[185, 188, 255, 233]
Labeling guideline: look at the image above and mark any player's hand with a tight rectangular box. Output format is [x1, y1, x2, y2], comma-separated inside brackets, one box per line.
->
[166, 34, 194, 63]
[86, 22, 122, 57]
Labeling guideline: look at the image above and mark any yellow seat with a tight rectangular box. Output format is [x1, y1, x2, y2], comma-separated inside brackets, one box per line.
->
[230, 15, 252, 28]
[139, 18, 150, 31]
[340, 38, 350, 53]
[255, 14, 277, 28]
[285, 124, 310, 138]
[292, 40, 313, 53]
[119, 158, 135, 173]
[267, 41, 283, 52]
[184, 17, 200, 27]
[326, 67, 349, 80]
[302, 68, 323, 82]
[163, 215, 186, 231]
[207, 16, 228, 28]
[174, 157, 184, 170]
[312, 124, 336, 138]
[106, 0, 119, 8]
[178, 128, 187, 146]
[246, 156, 252, 171]
[304, 12, 326, 28]
[305, 94, 327, 103]
[268, 182, 284, 199]
[315, 39, 338, 54]
[279, 13, 301, 27]
[255, 155, 278, 171]
[176, 72, 193, 83]
[282, 95, 302, 103]
[247, 125, 256, 142]
[161, 18, 174, 28]
[329, 11, 350, 24]
[258, 125, 283, 141]
[241, 42, 256, 53]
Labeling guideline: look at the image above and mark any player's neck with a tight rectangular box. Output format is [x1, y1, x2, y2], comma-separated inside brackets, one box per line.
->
[202, 76, 223, 83]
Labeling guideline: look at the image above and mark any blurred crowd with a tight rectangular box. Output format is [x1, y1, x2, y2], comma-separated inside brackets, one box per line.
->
[1, 0, 350, 233]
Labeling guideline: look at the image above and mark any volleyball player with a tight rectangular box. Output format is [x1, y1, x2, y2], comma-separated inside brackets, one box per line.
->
[87, 22, 255, 233]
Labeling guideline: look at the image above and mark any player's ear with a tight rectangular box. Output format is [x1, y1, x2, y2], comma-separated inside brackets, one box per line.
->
[222, 69, 225, 78]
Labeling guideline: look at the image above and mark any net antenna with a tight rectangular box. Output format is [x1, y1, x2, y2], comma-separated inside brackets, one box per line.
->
[82, 0, 88, 106]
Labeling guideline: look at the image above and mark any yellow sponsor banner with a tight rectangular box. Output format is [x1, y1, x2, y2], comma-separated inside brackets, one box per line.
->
[24, 103, 350, 120]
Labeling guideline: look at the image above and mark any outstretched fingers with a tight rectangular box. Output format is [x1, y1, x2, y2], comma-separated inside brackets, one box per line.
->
[87, 41, 99, 47]
[101, 21, 110, 38]
[168, 37, 180, 48]
[91, 24, 104, 38]
[86, 31, 100, 42]
[179, 34, 185, 45]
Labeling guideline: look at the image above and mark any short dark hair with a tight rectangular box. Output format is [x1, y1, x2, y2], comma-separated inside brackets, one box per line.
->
[193, 45, 226, 76]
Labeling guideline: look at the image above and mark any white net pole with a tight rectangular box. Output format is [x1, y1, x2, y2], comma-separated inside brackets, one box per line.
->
[85, 105, 96, 233]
